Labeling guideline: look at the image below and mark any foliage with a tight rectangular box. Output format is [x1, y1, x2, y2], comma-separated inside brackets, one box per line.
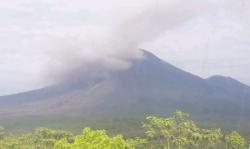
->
[0, 128, 73, 149]
[142, 111, 223, 149]
[127, 137, 148, 149]
[225, 131, 247, 149]
[0, 111, 248, 149]
[53, 127, 132, 149]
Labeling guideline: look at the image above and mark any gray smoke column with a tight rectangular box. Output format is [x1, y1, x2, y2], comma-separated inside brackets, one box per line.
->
[45, 0, 211, 84]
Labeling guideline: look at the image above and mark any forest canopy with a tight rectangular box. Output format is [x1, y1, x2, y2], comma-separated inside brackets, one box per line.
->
[0, 111, 248, 149]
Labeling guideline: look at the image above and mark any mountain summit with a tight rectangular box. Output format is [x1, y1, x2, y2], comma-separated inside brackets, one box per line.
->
[0, 50, 250, 133]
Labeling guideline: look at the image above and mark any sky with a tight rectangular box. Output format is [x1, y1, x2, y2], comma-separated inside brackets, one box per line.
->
[0, 0, 250, 95]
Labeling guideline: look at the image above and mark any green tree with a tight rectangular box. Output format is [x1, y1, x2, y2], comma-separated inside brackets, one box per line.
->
[225, 131, 247, 149]
[0, 127, 73, 149]
[127, 137, 148, 149]
[143, 111, 224, 149]
[0, 111, 248, 149]
[53, 127, 133, 149]
[197, 128, 222, 149]
[143, 115, 176, 148]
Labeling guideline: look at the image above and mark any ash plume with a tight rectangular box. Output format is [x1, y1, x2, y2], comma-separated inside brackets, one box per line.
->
[45, 0, 211, 84]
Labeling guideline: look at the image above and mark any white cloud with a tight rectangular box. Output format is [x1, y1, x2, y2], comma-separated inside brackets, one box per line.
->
[145, 0, 250, 84]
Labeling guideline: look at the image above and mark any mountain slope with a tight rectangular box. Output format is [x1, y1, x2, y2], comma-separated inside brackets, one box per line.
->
[0, 50, 250, 134]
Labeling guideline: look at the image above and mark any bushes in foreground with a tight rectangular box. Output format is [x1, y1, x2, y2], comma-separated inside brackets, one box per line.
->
[0, 111, 247, 149]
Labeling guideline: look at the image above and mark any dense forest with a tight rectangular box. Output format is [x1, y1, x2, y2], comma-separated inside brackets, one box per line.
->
[0, 111, 248, 149]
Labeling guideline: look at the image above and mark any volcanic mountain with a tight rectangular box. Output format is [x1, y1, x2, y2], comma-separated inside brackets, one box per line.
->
[0, 50, 250, 134]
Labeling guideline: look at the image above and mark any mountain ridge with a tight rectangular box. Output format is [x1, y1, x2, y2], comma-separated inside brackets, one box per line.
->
[0, 50, 250, 135]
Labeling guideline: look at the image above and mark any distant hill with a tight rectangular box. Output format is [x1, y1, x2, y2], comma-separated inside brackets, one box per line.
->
[0, 50, 250, 136]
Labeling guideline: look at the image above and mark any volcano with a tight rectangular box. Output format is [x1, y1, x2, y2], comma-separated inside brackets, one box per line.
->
[1, 50, 250, 134]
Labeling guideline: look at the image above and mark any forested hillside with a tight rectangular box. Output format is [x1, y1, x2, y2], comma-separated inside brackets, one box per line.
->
[0, 111, 247, 149]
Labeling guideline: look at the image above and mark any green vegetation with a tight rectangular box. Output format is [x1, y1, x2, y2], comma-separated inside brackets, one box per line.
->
[0, 127, 73, 149]
[54, 128, 131, 149]
[0, 111, 248, 149]
[225, 131, 247, 149]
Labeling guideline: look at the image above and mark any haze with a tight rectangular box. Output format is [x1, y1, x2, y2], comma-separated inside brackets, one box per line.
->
[0, 0, 250, 95]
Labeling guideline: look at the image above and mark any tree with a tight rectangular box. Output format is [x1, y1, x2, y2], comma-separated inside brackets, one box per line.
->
[143, 116, 176, 148]
[197, 128, 222, 149]
[0, 127, 73, 149]
[143, 111, 197, 149]
[53, 127, 133, 149]
[127, 137, 148, 149]
[0, 111, 248, 149]
[142, 111, 224, 149]
[225, 131, 247, 149]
